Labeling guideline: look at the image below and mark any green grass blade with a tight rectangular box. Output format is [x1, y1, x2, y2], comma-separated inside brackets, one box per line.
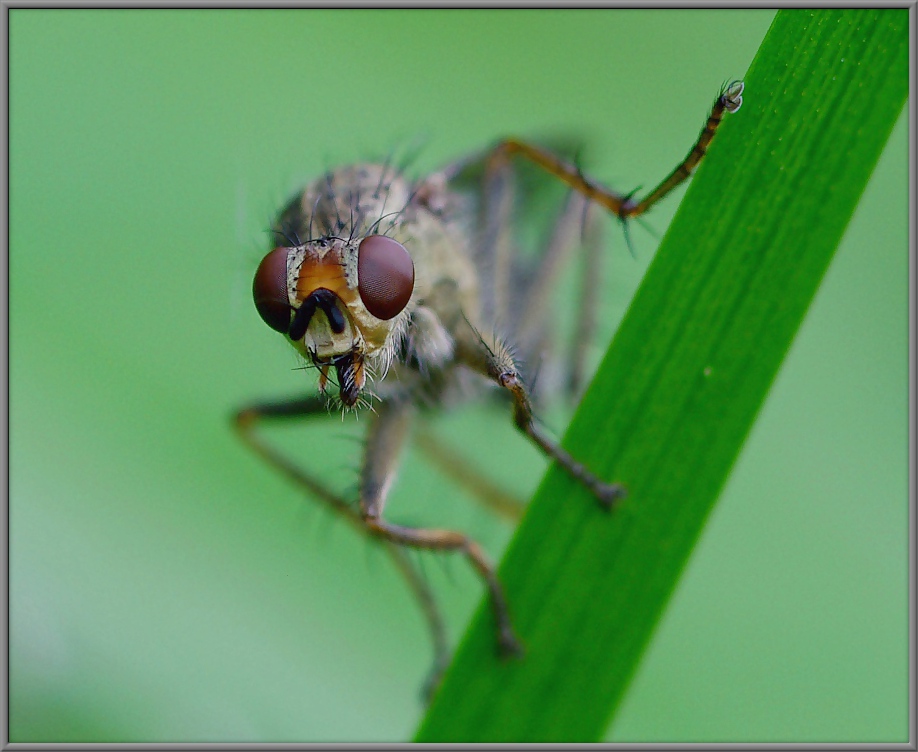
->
[416, 8, 908, 743]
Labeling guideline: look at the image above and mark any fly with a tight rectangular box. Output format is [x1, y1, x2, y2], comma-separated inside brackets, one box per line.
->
[235, 81, 744, 696]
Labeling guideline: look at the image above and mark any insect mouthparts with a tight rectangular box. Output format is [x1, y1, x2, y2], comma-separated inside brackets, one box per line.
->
[332, 351, 365, 407]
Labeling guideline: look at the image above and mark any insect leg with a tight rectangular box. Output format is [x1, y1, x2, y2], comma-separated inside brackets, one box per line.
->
[360, 399, 523, 657]
[365, 517, 523, 658]
[235, 396, 359, 522]
[489, 81, 743, 220]
[455, 326, 625, 510]
[502, 369, 624, 508]
[234, 396, 450, 691]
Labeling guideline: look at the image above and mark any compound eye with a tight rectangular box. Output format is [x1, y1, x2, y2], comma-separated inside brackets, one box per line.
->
[357, 235, 414, 320]
[253, 246, 292, 334]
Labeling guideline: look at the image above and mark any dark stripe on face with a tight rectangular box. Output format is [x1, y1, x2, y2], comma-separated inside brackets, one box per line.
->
[288, 288, 346, 340]
[318, 294, 347, 334]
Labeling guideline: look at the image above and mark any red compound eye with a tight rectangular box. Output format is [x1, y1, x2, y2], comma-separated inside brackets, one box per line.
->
[357, 235, 414, 320]
[253, 246, 292, 334]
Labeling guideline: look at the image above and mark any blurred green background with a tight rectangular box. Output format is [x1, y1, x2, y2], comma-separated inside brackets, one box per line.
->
[9, 9, 908, 743]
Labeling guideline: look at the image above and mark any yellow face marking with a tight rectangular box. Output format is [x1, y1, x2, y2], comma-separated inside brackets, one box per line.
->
[293, 246, 355, 306]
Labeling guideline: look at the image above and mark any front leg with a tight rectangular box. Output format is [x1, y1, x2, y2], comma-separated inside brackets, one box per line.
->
[234, 395, 451, 698]
[497, 368, 624, 509]
[454, 324, 625, 510]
